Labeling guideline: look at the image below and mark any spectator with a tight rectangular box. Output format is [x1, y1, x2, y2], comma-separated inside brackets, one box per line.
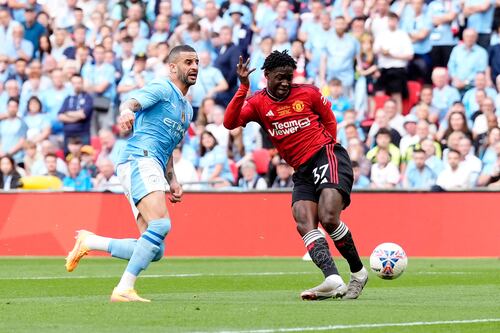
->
[462, 72, 497, 119]
[23, 96, 50, 144]
[3, 23, 33, 63]
[199, 1, 225, 39]
[0, 155, 22, 190]
[42, 152, 66, 180]
[435, 149, 473, 190]
[261, 1, 298, 42]
[319, 16, 359, 95]
[22, 140, 40, 175]
[205, 104, 230, 149]
[0, 8, 20, 47]
[97, 128, 126, 167]
[402, 0, 432, 83]
[366, 128, 401, 167]
[63, 25, 89, 60]
[477, 141, 500, 187]
[238, 160, 268, 190]
[93, 158, 122, 193]
[367, 0, 391, 39]
[463, 0, 496, 49]
[370, 148, 400, 188]
[198, 130, 233, 188]
[431, 67, 461, 122]
[337, 110, 366, 147]
[472, 97, 497, 139]
[304, 13, 331, 80]
[80, 145, 97, 178]
[172, 145, 199, 190]
[189, 50, 228, 118]
[58, 74, 93, 150]
[0, 80, 20, 119]
[347, 137, 371, 176]
[213, 25, 240, 106]
[271, 158, 294, 188]
[227, 127, 245, 163]
[442, 130, 466, 161]
[428, 0, 460, 68]
[399, 114, 419, 155]
[355, 32, 378, 119]
[447, 28, 488, 92]
[81, 44, 115, 134]
[457, 136, 482, 186]
[227, 4, 253, 60]
[367, 104, 403, 147]
[0, 98, 27, 164]
[62, 156, 92, 191]
[489, 45, 500, 84]
[298, 0, 324, 43]
[439, 111, 473, 145]
[421, 137, 445, 176]
[478, 127, 500, 166]
[39, 68, 71, 136]
[352, 160, 370, 189]
[272, 27, 291, 53]
[22, 5, 45, 53]
[117, 53, 153, 104]
[403, 149, 437, 189]
[373, 12, 414, 113]
[324, 78, 353, 123]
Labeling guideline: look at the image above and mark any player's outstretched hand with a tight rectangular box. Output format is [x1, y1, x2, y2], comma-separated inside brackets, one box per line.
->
[236, 56, 255, 87]
[169, 181, 183, 204]
[118, 109, 135, 131]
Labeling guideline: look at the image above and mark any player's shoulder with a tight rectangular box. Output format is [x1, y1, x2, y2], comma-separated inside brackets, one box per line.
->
[245, 88, 267, 103]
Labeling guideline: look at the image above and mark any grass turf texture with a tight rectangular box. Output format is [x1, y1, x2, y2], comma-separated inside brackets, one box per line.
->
[0, 258, 499, 333]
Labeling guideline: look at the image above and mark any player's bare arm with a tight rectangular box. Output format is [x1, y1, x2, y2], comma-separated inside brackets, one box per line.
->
[236, 56, 256, 87]
[166, 155, 182, 203]
[118, 99, 141, 131]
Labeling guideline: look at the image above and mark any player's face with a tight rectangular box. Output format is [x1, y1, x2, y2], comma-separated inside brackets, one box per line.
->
[174, 51, 199, 87]
[266, 66, 294, 100]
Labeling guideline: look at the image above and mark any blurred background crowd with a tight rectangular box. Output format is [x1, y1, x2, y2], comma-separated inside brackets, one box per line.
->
[0, 0, 500, 192]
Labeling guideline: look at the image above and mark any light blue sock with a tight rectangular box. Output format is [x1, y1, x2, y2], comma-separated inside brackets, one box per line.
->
[125, 218, 171, 276]
[108, 239, 137, 260]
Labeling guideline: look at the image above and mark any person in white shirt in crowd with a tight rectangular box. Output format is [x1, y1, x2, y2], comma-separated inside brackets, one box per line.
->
[238, 160, 268, 190]
[399, 114, 419, 155]
[93, 158, 122, 193]
[457, 137, 482, 186]
[373, 12, 414, 113]
[205, 104, 229, 150]
[370, 148, 400, 188]
[171, 145, 199, 191]
[472, 97, 497, 138]
[435, 149, 473, 190]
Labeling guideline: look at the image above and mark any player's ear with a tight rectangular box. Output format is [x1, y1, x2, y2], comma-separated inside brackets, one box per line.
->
[168, 62, 177, 74]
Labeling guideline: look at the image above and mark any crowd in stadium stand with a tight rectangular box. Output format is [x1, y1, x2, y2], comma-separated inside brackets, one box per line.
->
[0, 0, 500, 192]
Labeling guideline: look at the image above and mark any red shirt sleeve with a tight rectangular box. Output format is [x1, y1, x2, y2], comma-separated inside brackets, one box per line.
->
[223, 84, 258, 130]
[312, 88, 337, 140]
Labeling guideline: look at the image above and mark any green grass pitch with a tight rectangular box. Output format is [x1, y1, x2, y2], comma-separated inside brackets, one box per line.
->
[0, 257, 499, 333]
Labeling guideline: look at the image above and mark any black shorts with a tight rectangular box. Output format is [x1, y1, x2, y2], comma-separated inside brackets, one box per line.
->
[375, 68, 409, 98]
[292, 143, 353, 208]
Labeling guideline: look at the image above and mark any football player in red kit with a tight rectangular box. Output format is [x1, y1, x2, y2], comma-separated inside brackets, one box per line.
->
[224, 51, 368, 300]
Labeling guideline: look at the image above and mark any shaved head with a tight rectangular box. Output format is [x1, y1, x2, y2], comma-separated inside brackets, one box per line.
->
[167, 45, 197, 64]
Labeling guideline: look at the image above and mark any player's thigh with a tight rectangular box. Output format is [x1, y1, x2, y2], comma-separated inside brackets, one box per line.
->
[136, 190, 170, 222]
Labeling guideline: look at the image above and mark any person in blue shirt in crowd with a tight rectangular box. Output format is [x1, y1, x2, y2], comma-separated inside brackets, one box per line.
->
[0, 97, 27, 164]
[402, 0, 433, 83]
[63, 156, 92, 191]
[65, 45, 199, 303]
[427, 0, 460, 68]
[39, 68, 72, 136]
[403, 148, 437, 189]
[447, 28, 488, 92]
[352, 160, 370, 189]
[198, 129, 234, 188]
[326, 78, 353, 123]
[22, 6, 45, 54]
[463, 0, 496, 49]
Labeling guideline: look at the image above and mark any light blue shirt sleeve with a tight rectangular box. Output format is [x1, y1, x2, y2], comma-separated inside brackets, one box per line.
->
[130, 80, 171, 111]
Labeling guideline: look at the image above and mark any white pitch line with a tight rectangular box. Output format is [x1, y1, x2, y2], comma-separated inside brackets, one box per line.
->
[197, 318, 500, 333]
[0, 271, 313, 280]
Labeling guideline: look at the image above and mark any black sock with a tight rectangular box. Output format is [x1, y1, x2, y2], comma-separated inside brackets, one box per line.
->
[303, 229, 339, 278]
[330, 222, 363, 273]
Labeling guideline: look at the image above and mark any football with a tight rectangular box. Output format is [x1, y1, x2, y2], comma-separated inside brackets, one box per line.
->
[369, 243, 408, 279]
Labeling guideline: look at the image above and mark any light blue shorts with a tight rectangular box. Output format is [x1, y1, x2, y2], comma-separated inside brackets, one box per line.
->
[117, 157, 167, 219]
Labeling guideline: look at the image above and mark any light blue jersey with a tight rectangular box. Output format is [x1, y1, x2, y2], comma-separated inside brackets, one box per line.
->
[119, 79, 193, 171]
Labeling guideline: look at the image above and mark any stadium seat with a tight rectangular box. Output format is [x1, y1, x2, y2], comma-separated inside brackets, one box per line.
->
[229, 159, 239, 184]
[90, 136, 102, 153]
[402, 81, 422, 115]
[252, 148, 271, 174]
[373, 94, 390, 111]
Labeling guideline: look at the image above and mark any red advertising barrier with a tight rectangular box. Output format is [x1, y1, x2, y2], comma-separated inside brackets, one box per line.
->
[1, 192, 499, 257]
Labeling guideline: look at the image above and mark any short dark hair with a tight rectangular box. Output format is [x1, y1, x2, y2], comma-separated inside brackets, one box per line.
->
[8, 97, 19, 104]
[413, 148, 425, 155]
[328, 78, 342, 86]
[351, 160, 360, 168]
[44, 152, 58, 160]
[261, 50, 297, 72]
[387, 12, 399, 20]
[376, 127, 392, 138]
[447, 148, 460, 156]
[167, 45, 196, 63]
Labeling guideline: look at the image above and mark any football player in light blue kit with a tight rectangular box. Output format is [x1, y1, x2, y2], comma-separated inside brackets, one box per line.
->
[65, 45, 199, 302]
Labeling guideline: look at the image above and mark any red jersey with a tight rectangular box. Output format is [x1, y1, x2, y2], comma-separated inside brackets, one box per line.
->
[224, 84, 337, 169]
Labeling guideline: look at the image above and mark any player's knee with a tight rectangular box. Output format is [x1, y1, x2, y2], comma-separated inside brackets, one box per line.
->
[152, 243, 165, 262]
[149, 218, 171, 237]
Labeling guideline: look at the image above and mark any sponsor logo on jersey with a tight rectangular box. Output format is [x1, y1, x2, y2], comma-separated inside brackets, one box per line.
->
[277, 105, 291, 116]
[268, 117, 311, 136]
[292, 100, 305, 112]
[266, 110, 275, 117]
